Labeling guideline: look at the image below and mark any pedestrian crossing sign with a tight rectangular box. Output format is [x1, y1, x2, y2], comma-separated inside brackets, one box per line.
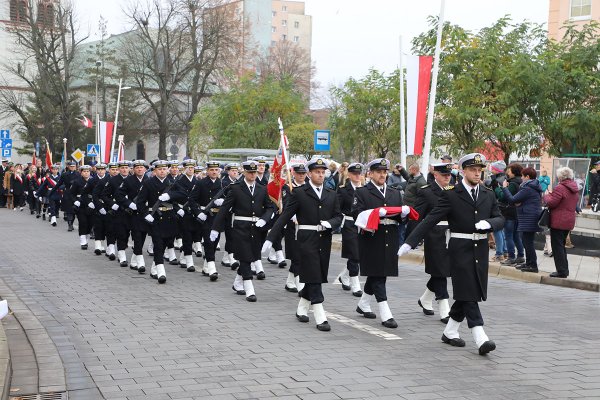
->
[87, 144, 100, 157]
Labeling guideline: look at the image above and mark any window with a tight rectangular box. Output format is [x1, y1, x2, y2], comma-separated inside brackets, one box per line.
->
[271, 40, 276, 46]
[294, 21, 299, 28]
[10, 0, 28, 23]
[37, 1, 54, 26]
[282, 5, 287, 11]
[272, 10, 276, 17]
[271, 26, 276, 32]
[293, 36, 299, 43]
[281, 34, 287, 40]
[571, 0, 592, 18]
[282, 20, 287, 26]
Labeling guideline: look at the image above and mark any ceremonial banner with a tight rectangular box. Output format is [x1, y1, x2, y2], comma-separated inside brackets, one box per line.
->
[44, 140, 52, 169]
[99, 121, 114, 163]
[406, 55, 433, 156]
[267, 119, 290, 209]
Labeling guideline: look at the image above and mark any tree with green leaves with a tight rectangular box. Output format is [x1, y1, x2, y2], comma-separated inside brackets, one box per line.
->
[328, 69, 400, 161]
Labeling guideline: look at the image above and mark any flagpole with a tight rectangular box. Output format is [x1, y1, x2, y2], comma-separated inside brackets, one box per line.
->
[63, 138, 67, 170]
[399, 35, 407, 169]
[421, 0, 445, 173]
[110, 78, 123, 162]
[278, 118, 293, 191]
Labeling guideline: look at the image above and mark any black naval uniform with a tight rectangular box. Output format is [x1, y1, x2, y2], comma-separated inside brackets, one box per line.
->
[169, 173, 200, 271]
[189, 175, 223, 268]
[91, 174, 114, 255]
[281, 179, 304, 291]
[70, 175, 95, 238]
[220, 174, 240, 267]
[116, 174, 148, 270]
[37, 173, 61, 222]
[101, 173, 129, 263]
[51, 168, 78, 229]
[338, 182, 361, 283]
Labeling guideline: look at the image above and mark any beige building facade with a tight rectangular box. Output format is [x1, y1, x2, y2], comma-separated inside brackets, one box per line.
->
[270, 1, 312, 55]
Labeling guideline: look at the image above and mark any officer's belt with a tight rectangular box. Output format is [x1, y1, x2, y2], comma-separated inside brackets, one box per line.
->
[380, 218, 398, 226]
[200, 206, 220, 213]
[233, 216, 259, 223]
[297, 224, 328, 232]
[449, 232, 487, 240]
[437, 221, 449, 226]
[157, 204, 174, 212]
[343, 215, 354, 223]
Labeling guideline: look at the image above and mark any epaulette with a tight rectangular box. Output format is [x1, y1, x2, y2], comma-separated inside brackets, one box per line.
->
[443, 185, 454, 190]
[483, 185, 493, 191]
[420, 184, 430, 189]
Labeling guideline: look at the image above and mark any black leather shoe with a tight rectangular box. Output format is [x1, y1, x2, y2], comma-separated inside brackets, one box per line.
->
[158, 275, 166, 284]
[187, 265, 195, 272]
[209, 273, 219, 281]
[285, 285, 298, 293]
[268, 257, 278, 265]
[549, 272, 568, 278]
[94, 249, 102, 255]
[231, 260, 240, 269]
[338, 277, 351, 291]
[381, 318, 398, 329]
[316, 321, 331, 331]
[221, 261, 231, 267]
[356, 306, 376, 319]
[441, 334, 465, 347]
[120, 261, 128, 268]
[246, 295, 257, 302]
[352, 290, 363, 297]
[440, 316, 449, 324]
[131, 265, 138, 271]
[108, 254, 116, 261]
[81, 244, 88, 250]
[256, 271, 266, 280]
[195, 251, 203, 257]
[150, 273, 158, 279]
[296, 313, 309, 323]
[180, 263, 187, 268]
[36, 214, 40, 218]
[168, 258, 179, 265]
[147, 250, 154, 256]
[520, 266, 538, 273]
[232, 286, 246, 295]
[478, 340, 496, 355]
[418, 300, 435, 316]
[138, 266, 146, 274]
[278, 260, 287, 268]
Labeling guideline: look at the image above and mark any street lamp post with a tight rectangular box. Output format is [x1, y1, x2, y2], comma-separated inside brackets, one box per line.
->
[110, 79, 131, 161]
[95, 60, 102, 162]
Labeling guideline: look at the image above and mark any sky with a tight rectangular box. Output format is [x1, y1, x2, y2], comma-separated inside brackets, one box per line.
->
[78, 0, 550, 101]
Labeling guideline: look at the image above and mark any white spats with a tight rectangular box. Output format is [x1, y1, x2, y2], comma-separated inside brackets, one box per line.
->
[185, 255, 194, 267]
[156, 264, 166, 283]
[471, 325, 490, 348]
[438, 299, 450, 320]
[275, 250, 285, 263]
[233, 274, 244, 292]
[268, 248, 277, 263]
[79, 235, 88, 246]
[254, 260, 264, 274]
[137, 254, 145, 267]
[419, 288, 435, 311]
[297, 298, 310, 318]
[117, 250, 127, 263]
[443, 318, 462, 339]
[222, 252, 230, 264]
[350, 276, 361, 293]
[150, 262, 157, 276]
[50, 216, 57, 225]
[130, 253, 138, 267]
[285, 272, 297, 289]
[243, 280, 255, 297]
[357, 293, 373, 313]
[94, 240, 102, 251]
[378, 301, 393, 322]
[295, 275, 304, 292]
[206, 261, 217, 275]
[338, 268, 350, 287]
[107, 244, 115, 256]
[166, 248, 176, 261]
[312, 303, 328, 325]
[250, 261, 256, 273]
[147, 242, 154, 254]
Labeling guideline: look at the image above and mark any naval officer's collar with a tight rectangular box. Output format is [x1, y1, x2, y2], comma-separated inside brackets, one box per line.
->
[157, 176, 166, 183]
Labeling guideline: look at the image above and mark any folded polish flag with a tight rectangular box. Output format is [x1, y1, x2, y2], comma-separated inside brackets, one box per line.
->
[355, 206, 419, 232]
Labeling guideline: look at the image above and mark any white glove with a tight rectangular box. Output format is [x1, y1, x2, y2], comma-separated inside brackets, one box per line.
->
[401, 205, 410, 218]
[145, 214, 154, 223]
[158, 193, 170, 201]
[291, 215, 297, 223]
[177, 209, 185, 217]
[214, 198, 224, 206]
[111, 204, 119, 211]
[74, 201, 81, 207]
[38, 196, 43, 200]
[475, 220, 492, 230]
[99, 208, 107, 215]
[129, 202, 137, 210]
[255, 219, 266, 228]
[33, 191, 37, 197]
[261, 240, 273, 254]
[88, 202, 95, 209]
[197, 212, 207, 221]
[210, 230, 219, 242]
[397, 243, 412, 257]
[379, 208, 387, 217]
[320, 220, 332, 229]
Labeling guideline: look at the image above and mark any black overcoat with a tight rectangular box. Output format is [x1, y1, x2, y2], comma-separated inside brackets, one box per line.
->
[405, 182, 504, 302]
[69, 176, 95, 216]
[352, 182, 404, 277]
[337, 183, 359, 260]
[169, 175, 200, 232]
[115, 175, 148, 232]
[135, 176, 178, 238]
[52, 170, 78, 213]
[267, 184, 342, 283]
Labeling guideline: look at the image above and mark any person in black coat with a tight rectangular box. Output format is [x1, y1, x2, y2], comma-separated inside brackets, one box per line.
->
[135, 160, 178, 284]
[335, 162, 364, 297]
[219, 163, 241, 269]
[115, 160, 149, 273]
[90, 163, 111, 255]
[253, 156, 269, 186]
[262, 157, 343, 332]
[37, 164, 62, 226]
[165, 160, 181, 259]
[352, 158, 410, 329]
[10, 164, 26, 210]
[189, 161, 224, 281]
[50, 161, 79, 231]
[400, 153, 505, 356]
[101, 162, 129, 263]
[211, 160, 276, 302]
[70, 165, 95, 249]
[414, 163, 454, 323]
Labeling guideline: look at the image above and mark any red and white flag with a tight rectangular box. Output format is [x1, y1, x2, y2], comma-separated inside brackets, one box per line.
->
[355, 207, 420, 232]
[77, 116, 93, 128]
[405, 55, 433, 156]
[117, 139, 125, 162]
[44, 140, 53, 169]
[267, 118, 289, 209]
[98, 121, 114, 163]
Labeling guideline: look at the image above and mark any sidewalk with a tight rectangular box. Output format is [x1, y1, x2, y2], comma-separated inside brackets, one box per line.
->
[331, 234, 600, 292]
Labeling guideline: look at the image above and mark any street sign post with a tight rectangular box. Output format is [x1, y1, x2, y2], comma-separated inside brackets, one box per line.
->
[86, 144, 100, 157]
[71, 148, 84, 162]
[0, 130, 9, 140]
[0, 139, 12, 149]
[314, 130, 331, 152]
[1, 149, 11, 158]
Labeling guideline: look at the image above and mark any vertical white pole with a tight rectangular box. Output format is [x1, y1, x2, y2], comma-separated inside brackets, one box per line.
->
[110, 78, 122, 162]
[421, 0, 445, 173]
[399, 35, 407, 169]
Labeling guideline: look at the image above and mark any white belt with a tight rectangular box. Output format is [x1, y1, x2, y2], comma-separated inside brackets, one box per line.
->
[343, 215, 354, 223]
[380, 219, 398, 226]
[450, 232, 487, 240]
[233, 216, 259, 223]
[437, 221, 449, 226]
[200, 206, 206, 210]
[297, 224, 328, 232]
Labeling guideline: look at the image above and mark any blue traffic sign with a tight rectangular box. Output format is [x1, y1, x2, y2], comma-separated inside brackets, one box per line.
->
[1, 148, 11, 158]
[87, 144, 100, 157]
[0, 139, 12, 149]
[314, 130, 331, 152]
[0, 130, 9, 140]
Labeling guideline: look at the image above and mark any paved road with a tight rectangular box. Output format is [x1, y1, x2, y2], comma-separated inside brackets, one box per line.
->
[1, 209, 599, 400]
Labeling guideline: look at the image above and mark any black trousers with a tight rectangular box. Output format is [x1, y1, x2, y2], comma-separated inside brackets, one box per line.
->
[49, 199, 61, 217]
[426, 276, 449, 300]
[449, 300, 483, 328]
[346, 259, 360, 277]
[521, 231, 538, 267]
[13, 194, 25, 207]
[131, 230, 147, 255]
[301, 283, 324, 304]
[152, 235, 175, 265]
[201, 222, 218, 261]
[104, 215, 116, 245]
[181, 226, 200, 256]
[115, 220, 130, 251]
[550, 228, 570, 276]
[364, 276, 387, 302]
[76, 211, 93, 235]
[237, 261, 253, 280]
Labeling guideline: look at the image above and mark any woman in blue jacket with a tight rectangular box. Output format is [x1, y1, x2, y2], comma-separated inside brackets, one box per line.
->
[502, 167, 543, 272]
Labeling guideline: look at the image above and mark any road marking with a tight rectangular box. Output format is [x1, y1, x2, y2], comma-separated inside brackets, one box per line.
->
[326, 311, 402, 340]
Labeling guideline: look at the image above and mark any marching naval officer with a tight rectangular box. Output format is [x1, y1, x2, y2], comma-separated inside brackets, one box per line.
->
[262, 157, 342, 332]
[399, 153, 504, 355]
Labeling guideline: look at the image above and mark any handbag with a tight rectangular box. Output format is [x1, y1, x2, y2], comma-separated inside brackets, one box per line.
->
[538, 207, 550, 228]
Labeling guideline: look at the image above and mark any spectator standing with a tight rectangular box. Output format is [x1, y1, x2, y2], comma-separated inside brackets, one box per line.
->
[496, 163, 525, 266]
[587, 161, 600, 208]
[387, 164, 405, 188]
[488, 161, 507, 262]
[543, 167, 579, 278]
[501, 167, 543, 272]
[538, 169, 551, 193]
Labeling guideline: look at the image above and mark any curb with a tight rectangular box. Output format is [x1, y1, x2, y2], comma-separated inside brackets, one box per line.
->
[0, 314, 10, 400]
[331, 239, 599, 292]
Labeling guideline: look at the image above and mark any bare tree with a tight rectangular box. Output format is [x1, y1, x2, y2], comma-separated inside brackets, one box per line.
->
[0, 0, 88, 154]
